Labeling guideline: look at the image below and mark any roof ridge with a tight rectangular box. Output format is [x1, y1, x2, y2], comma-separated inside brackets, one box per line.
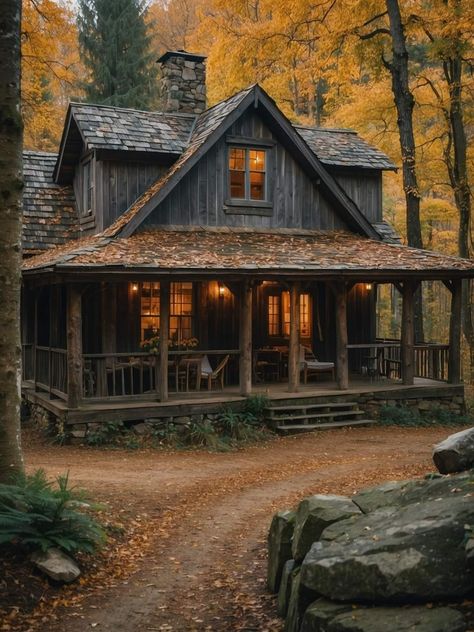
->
[294, 125, 357, 134]
[23, 149, 58, 156]
[69, 101, 198, 119]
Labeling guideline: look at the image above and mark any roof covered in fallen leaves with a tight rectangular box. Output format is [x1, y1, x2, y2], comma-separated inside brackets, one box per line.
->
[22, 151, 78, 255]
[23, 227, 474, 279]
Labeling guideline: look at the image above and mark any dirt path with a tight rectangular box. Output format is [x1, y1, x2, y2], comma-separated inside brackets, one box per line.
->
[23, 426, 448, 631]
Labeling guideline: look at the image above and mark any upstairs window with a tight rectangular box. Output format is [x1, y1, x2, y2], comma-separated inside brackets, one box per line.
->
[229, 147, 266, 201]
[82, 159, 94, 217]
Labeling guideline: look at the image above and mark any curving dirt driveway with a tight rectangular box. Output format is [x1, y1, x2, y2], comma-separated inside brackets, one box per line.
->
[24, 426, 449, 631]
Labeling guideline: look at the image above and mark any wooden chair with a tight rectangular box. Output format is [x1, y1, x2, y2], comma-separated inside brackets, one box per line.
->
[200, 354, 230, 390]
[299, 345, 335, 383]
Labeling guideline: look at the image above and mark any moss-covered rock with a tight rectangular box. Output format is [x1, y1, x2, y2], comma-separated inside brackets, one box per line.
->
[433, 427, 474, 474]
[326, 606, 466, 632]
[292, 495, 361, 562]
[277, 559, 296, 618]
[300, 598, 352, 631]
[267, 509, 296, 593]
[284, 566, 317, 632]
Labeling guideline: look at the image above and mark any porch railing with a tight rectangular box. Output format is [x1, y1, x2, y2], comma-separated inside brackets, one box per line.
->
[82, 350, 239, 400]
[35, 346, 68, 400]
[22, 343, 34, 381]
[349, 340, 450, 382]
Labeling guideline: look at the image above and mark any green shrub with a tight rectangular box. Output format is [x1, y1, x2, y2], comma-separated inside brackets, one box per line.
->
[183, 419, 229, 451]
[0, 470, 105, 554]
[379, 404, 473, 427]
[86, 420, 126, 446]
[150, 422, 182, 448]
[243, 394, 269, 420]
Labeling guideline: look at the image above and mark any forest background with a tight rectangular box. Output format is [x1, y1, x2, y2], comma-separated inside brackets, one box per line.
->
[22, 0, 473, 367]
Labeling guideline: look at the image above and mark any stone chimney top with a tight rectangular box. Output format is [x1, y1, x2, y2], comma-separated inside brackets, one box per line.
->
[157, 50, 207, 115]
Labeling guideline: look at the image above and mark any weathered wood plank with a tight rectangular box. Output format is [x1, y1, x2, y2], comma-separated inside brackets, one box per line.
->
[401, 281, 417, 385]
[334, 282, 349, 390]
[288, 282, 301, 392]
[67, 285, 83, 408]
[239, 280, 252, 396]
[159, 281, 170, 402]
[448, 278, 462, 384]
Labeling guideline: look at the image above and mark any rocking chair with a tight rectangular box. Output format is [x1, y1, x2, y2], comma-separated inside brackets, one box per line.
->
[200, 354, 230, 390]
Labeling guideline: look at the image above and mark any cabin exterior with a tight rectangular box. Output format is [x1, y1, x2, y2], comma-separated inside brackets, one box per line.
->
[21, 51, 474, 430]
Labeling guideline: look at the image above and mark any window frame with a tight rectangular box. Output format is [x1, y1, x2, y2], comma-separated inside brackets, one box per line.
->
[224, 136, 274, 214]
[266, 289, 312, 340]
[81, 156, 94, 218]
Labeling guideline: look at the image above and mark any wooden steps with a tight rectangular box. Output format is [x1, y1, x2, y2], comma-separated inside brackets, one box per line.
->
[265, 398, 376, 435]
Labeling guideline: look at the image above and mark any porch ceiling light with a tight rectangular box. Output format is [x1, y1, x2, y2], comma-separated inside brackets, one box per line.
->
[218, 282, 225, 298]
[132, 283, 139, 292]
[365, 283, 373, 291]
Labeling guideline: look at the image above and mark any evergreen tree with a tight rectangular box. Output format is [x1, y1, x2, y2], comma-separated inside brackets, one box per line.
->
[78, 0, 156, 109]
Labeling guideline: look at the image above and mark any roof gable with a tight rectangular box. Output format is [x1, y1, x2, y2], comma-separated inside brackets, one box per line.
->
[104, 85, 380, 240]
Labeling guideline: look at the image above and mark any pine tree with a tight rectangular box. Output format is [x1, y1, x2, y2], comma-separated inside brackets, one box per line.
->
[78, 0, 156, 109]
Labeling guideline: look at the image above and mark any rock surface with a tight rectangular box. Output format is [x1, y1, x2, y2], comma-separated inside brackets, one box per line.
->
[301, 599, 466, 632]
[433, 427, 474, 474]
[284, 566, 317, 632]
[267, 509, 295, 592]
[277, 559, 296, 618]
[301, 493, 474, 602]
[31, 548, 81, 583]
[292, 495, 361, 562]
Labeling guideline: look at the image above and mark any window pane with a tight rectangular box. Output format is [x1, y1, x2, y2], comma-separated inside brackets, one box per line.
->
[170, 282, 193, 344]
[268, 295, 280, 336]
[300, 294, 311, 338]
[250, 171, 265, 200]
[140, 282, 160, 341]
[230, 170, 245, 198]
[249, 149, 265, 171]
[229, 148, 245, 170]
[282, 291, 290, 336]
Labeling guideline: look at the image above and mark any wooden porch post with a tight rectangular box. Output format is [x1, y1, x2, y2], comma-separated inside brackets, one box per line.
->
[334, 282, 349, 390]
[401, 280, 417, 385]
[67, 285, 83, 408]
[239, 280, 252, 396]
[288, 281, 301, 392]
[447, 279, 462, 384]
[159, 281, 170, 402]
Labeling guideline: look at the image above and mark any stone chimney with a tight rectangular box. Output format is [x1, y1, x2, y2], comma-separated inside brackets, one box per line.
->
[157, 50, 207, 115]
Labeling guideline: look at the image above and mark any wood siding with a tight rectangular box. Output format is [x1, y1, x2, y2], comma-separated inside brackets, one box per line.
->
[96, 160, 167, 230]
[332, 170, 383, 223]
[142, 111, 350, 231]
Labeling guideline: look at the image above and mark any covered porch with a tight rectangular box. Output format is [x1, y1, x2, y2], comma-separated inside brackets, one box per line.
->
[21, 228, 472, 419]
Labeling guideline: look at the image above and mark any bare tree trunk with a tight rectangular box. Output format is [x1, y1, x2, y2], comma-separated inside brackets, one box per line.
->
[0, 0, 24, 481]
[384, 0, 424, 342]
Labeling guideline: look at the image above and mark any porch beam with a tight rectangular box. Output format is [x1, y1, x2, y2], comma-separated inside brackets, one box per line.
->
[334, 282, 349, 390]
[288, 281, 301, 392]
[67, 285, 83, 408]
[448, 278, 462, 384]
[400, 280, 417, 385]
[239, 280, 252, 396]
[159, 281, 170, 402]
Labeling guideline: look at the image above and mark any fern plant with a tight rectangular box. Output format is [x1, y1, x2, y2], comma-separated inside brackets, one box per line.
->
[0, 469, 105, 554]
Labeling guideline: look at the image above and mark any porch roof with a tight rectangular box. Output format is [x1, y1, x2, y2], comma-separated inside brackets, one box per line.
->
[22, 227, 474, 280]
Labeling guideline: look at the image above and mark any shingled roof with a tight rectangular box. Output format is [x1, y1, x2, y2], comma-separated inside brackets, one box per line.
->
[23, 227, 474, 280]
[22, 151, 78, 255]
[296, 126, 397, 171]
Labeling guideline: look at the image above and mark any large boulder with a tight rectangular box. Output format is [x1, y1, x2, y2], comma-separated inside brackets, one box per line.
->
[267, 509, 295, 592]
[292, 495, 361, 562]
[301, 493, 474, 603]
[352, 470, 473, 514]
[433, 427, 474, 474]
[31, 548, 81, 583]
[277, 559, 296, 618]
[301, 599, 466, 632]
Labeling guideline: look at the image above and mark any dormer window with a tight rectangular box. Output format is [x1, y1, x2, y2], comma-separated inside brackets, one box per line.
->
[229, 147, 266, 201]
[82, 158, 94, 217]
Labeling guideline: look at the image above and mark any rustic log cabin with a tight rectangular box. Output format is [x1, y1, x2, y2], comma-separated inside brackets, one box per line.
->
[21, 51, 474, 432]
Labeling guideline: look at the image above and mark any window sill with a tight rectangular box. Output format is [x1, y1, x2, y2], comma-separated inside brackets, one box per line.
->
[224, 199, 273, 216]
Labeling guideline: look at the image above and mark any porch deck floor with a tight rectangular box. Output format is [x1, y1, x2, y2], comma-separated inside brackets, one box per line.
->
[24, 376, 463, 424]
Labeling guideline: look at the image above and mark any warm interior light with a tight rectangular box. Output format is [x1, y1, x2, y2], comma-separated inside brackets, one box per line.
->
[132, 283, 139, 292]
[365, 283, 373, 291]
[218, 283, 225, 297]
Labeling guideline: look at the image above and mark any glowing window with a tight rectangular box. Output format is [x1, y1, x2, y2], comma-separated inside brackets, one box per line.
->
[229, 147, 266, 201]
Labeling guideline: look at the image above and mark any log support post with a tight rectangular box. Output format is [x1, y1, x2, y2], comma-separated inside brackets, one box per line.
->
[288, 281, 301, 392]
[400, 280, 417, 385]
[159, 280, 170, 402]
[67, 285, 83, 408]
[445, 279, 462, 384]
[239, 280, 252, 396]
[333, 282, 349, 390]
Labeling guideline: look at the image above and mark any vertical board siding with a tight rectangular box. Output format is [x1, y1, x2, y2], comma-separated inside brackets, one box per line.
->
[333, 171, 382, 223]
[142, 110, 358, 231]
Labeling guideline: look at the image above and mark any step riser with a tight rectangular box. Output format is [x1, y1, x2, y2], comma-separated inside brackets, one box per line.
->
[276, 420, 377, 435]
[267, 411, 365, 425]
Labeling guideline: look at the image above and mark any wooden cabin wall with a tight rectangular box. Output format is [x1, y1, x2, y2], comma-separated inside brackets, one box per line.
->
[331, 169, 383, 223]
[199, 282, 238, 350]
[96, 160, 167, 230]
[142, 111, 350, 231]
[73, 152, 96, 234]
[82, 284, 102, 354]
[347, 284, 375, 344]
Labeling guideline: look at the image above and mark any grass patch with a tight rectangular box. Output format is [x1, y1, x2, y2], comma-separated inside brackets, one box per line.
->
[379, 404, 473, 428]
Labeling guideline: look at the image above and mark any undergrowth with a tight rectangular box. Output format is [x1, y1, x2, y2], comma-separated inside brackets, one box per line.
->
[0, 469, 106, 554]
[379, 405, 473, 427]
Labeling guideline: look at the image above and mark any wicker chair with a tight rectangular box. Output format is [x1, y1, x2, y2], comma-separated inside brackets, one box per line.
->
[200, 354, 230, 390]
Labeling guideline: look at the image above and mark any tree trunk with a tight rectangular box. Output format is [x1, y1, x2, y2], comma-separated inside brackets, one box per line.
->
[385, 0, 424, 343]
[0, 0, 24, 481]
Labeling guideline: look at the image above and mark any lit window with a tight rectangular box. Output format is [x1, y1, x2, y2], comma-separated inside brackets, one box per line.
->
[269, 291, 312, 338]
[138, 282, 194, 344]
[229, 147, 266, 201]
